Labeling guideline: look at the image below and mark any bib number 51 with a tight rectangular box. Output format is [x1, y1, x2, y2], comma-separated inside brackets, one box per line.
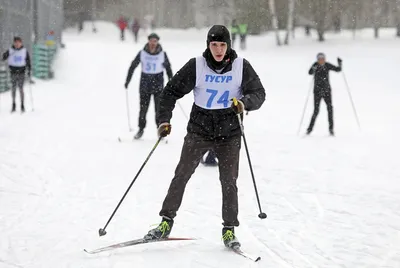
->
[145, 63, 156, 72]
[206, 89, 230, 108]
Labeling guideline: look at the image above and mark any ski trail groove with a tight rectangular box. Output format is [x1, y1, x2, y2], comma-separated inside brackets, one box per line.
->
[268, 229, 319, 268]
[0, 259, 24, 268]
[241, 223, 295, 268]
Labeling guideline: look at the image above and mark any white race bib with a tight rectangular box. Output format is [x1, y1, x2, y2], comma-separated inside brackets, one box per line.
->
[8, 48, 27, 67]
[193, 56, 243, 110]
[140, 50, 165, 74]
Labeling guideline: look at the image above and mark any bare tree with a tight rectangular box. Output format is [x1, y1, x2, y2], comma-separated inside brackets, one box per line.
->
[394, 0, 400, 36]
[268, 0, 281, 45]
[372, 0, 383, 38]
[284, 0, 295, 44]
[331, 0, 343, 32]
[311, 0, 330, 41]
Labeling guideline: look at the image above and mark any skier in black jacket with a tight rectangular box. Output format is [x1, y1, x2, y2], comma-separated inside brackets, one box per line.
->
[125, 33, 173, 139]
[143, 25, 266, 249]
[2, 37, 31, 112]
[307, 53, 342, 136]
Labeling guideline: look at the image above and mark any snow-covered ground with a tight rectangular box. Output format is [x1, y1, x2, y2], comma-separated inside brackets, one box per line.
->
[1, 21, 399, 268]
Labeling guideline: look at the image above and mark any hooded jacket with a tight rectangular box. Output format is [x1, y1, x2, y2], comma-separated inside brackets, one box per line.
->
[158, 48, 265, 139]
[125, 43, 173, 92]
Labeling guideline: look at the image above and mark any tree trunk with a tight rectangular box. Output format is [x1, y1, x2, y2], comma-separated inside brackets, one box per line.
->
[312, 0, 328, 42]
[284, 0, 295, 45]
[268, 0, 281, 46]
[317, 30, 325, 42]
[351, 4, 358, 39]
[374, 27, 379, 38]
[373, 0, 381, 39]
[395, 0, 400, 37]
[333, 15, 341, 33]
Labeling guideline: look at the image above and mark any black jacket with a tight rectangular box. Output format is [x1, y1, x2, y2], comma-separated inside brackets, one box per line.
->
[158, 48, 265, 139]
[309, 62, 341, 94]
[125, 44, 173, 93]
[2, 46, 31, 74]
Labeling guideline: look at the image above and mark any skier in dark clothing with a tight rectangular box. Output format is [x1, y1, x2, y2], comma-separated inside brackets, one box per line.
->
[2, 37, 31, 113]
[132, 18, 140, 43]
[307, 53, 342, 136]
[201, 150, 218, 166]
[125, 33, 173, 139]
[143, 25, 266, 249]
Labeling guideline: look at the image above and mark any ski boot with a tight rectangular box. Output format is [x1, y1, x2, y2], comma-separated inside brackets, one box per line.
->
[134, 128, 144, 139]
[144, 216, 174, 241]
[21, 103, 25, 113]
[11, 103, 16, 113]
[222, 227, 241, 249]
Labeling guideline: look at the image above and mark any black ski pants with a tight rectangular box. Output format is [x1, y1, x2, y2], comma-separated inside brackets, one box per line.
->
[307, 92, 334, 132]
[160, 133, 241, 227]
[10, 72, 25, 104]
[138, 90, 160, 130]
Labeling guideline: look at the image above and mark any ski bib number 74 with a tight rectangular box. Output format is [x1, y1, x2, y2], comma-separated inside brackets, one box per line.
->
[206, 89, 230, 108]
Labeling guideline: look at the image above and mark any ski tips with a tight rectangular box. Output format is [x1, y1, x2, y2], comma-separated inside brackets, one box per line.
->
[255, 256, 261, 262]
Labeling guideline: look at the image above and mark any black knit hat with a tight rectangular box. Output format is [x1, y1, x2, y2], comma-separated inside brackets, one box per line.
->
[148, 33, 160, 40]
[207, 25, 231, 49]
[13, 36, 22, 42]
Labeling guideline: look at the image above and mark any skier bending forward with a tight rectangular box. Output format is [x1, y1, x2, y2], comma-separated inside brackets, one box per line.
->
[144, 25, 266, 248]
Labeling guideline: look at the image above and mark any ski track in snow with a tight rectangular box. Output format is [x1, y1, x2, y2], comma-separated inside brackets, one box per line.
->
[1, 22, 400, 267]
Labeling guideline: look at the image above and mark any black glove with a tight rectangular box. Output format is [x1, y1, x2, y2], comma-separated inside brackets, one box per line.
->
[157, 122, 171, 137]
[231, 99, 245, 114]
[124, 82, 129, 89]
[337, 57, 342, 65]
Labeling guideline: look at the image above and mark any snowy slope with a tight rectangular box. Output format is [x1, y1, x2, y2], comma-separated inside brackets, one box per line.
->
[1, 21, 400, 268]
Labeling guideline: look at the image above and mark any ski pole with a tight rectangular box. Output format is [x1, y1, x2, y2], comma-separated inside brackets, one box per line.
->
[99, 136, 164, 236]
[232, 98, 267, 219]
[28, 75, 34, 111]
[176, 100, 189, 121]
[342, 71, 361, 130]
[125, 89, 133, 132]
[297, 76, 314, 136]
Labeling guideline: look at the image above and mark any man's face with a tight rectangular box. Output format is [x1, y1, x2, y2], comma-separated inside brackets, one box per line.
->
[14, 40, 22, 49]
[209, 41, 228, 62]
[317, 56, 326, 65]
[148, 38, 158, 51]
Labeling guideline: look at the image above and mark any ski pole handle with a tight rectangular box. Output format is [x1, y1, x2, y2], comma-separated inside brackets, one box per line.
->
[232, 98, 244, 133]
[233, 97, 238, 107]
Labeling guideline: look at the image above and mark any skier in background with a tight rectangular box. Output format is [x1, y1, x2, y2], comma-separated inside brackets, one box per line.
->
[143, 25, 266, 248]
[131, 18, 140, 43]
[124, 33, 173, 139]
[230, 19, 239, 48]
[117, 16, 128, 41]
[307, 53, 342, 136]
[238, 22, 248, 50]
[2, 37, 31, 113]
[201, 150, 218, 166]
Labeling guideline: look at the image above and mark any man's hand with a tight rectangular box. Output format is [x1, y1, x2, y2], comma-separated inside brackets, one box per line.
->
[231, 98, 245, 114]
[158, 122, 171, 137]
